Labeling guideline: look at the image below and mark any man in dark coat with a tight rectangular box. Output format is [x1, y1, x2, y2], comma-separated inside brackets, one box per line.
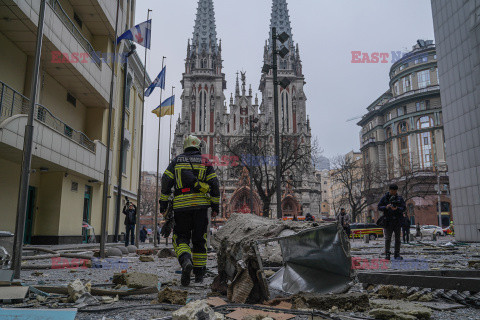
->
[123, 200, 137, 247]
[378, 184, 406, 260]
[140, 226, 148, 243]
[402, 213, 411, 244]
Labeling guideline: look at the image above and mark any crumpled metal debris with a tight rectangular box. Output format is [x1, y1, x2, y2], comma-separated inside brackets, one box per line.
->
[267, 223, 352, 295]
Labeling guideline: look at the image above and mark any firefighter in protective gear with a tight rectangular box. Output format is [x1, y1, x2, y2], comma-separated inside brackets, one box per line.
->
[160, 135, 220, 286]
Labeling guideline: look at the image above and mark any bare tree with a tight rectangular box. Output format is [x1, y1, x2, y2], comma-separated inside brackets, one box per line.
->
[139, 182, 157, 218]
[388, 159, 437, 203]
[222, 127, 316, 217]
[330, 155, 383, 222]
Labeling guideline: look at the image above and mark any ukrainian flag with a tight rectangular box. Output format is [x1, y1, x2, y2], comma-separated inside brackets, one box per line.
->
[152, 95, 175, 118]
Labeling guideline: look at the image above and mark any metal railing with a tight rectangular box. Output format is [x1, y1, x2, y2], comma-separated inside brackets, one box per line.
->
[47, 0, 102, 67]
[0, 81, 96, 152]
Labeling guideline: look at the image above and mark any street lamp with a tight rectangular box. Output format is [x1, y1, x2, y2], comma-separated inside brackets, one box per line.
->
[262, 28, 290, 219]
[249, 115, 259, 215]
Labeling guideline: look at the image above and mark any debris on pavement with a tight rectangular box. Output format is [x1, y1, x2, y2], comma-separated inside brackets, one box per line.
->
[291, 292, 370, 312]
[158, 286, 188, 305]
[112, 272, 158, 289]
[172, 299, 224, 320]
[225, 308, 295, 320]
[158, 248, 176, 258]
[369, 299, 433, 320]
[139, 255, 154, 262]
[0, 286, 29, 303]
[212, 214, 351, 303]
[67, 279, 91, 302]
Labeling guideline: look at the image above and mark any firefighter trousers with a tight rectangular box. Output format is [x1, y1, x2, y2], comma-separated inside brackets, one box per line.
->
[173, 208, 208, 270]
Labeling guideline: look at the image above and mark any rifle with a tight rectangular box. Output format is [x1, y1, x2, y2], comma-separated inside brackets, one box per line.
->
[160, 200, 174, 238]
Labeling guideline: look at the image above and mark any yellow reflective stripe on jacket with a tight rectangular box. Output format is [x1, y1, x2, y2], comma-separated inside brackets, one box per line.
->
[164, 170, 174, 179]
[175, 168, 183, 189]
[160, 194, 169, 201]
[206, 173, 217, 181]
[173, 193, 211, 209]
[211, 196, 220, 204]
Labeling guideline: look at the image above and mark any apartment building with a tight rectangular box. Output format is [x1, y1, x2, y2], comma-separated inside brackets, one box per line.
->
[0, 0, 150, 244]
[357, 40, 450, 227]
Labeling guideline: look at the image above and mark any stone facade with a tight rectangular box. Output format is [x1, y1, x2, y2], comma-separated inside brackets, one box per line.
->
[357, 40, 451, 227]
[431, 0, 480, 241]
[172, 0, 321, 218]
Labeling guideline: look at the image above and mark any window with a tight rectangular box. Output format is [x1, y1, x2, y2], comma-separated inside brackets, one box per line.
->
[394, 82, 399, 95]
[402, 76, 411, 92]
[416, 101, 427, 111]
[397, 106, 405, 117]
[424, 136, 429, 145]
[67, 92, 76, 107]
[436, 68, 439, 85]
[386, 127, 392, 138]
[418, 116, 433, 129]
[398, 121, 408, 133]
[73, 12, 83, 29]
[417, 70, 431, 88]
[71, 182, 79, 192]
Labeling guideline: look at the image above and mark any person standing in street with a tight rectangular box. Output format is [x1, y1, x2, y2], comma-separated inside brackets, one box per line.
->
[402, 213, 411, 244]
[123, 199, 137, 247]
[160, 135, 220, 286]
[415, 223, 422, 240]
[337, 208, 351, 239]
[140, 226, 148, 243]
[378, 184, 406, 260]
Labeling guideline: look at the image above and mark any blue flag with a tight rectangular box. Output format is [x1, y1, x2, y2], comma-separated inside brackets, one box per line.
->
[145, 67, 166, 97]
[117, 20, 152, 49]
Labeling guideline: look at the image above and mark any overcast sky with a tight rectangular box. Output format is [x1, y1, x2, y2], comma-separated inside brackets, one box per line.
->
[135, 0, 435, 172]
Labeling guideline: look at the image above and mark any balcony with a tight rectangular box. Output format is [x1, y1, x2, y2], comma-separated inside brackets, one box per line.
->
[0, 80, 108, 181]
[1, 0, 113, 107]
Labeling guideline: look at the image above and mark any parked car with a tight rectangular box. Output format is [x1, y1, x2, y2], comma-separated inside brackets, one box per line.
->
[349, 223, 384, 240]
[410, 225, 444, 237]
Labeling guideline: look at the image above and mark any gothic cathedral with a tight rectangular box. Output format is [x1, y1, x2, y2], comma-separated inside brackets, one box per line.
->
[172, 0, 322, 218]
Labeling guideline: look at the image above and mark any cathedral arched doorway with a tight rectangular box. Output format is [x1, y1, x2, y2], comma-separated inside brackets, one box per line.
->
[227, 186, 261, 217]
[282, 196, 300, 218]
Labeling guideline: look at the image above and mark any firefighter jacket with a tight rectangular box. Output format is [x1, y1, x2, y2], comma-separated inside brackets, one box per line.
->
[160, 150, 220, 213]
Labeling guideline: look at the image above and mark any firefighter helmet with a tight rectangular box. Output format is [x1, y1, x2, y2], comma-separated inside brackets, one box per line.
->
[183, 135, 202, 151]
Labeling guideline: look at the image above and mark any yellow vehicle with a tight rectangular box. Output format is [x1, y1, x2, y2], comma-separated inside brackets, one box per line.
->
[350, 223, 384, 240]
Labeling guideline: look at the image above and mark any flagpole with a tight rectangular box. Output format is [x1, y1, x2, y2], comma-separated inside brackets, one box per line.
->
[169, 86, 175, 163]
[154, 57, 166, 247]
[135, 8, 152, 248]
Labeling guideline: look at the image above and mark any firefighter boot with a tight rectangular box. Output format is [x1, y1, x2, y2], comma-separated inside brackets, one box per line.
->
[194, 267, 206, 283]
[179, 253, 193, 287]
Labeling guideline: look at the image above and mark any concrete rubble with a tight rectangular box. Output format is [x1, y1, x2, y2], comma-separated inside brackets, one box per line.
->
[0, 226, 478, 320]
[211, 213, 324, 303]
[157, 286, 188, 305]
[172, 299, 224, 320]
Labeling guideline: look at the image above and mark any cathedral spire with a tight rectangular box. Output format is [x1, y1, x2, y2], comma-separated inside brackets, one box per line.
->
[268, 0, 294, 49]
[235, 71, 240, 97]
[192, 0, 218, 53]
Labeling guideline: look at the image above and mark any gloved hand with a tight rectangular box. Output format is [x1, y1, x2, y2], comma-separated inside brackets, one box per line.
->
[160, 200, 168, 213]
